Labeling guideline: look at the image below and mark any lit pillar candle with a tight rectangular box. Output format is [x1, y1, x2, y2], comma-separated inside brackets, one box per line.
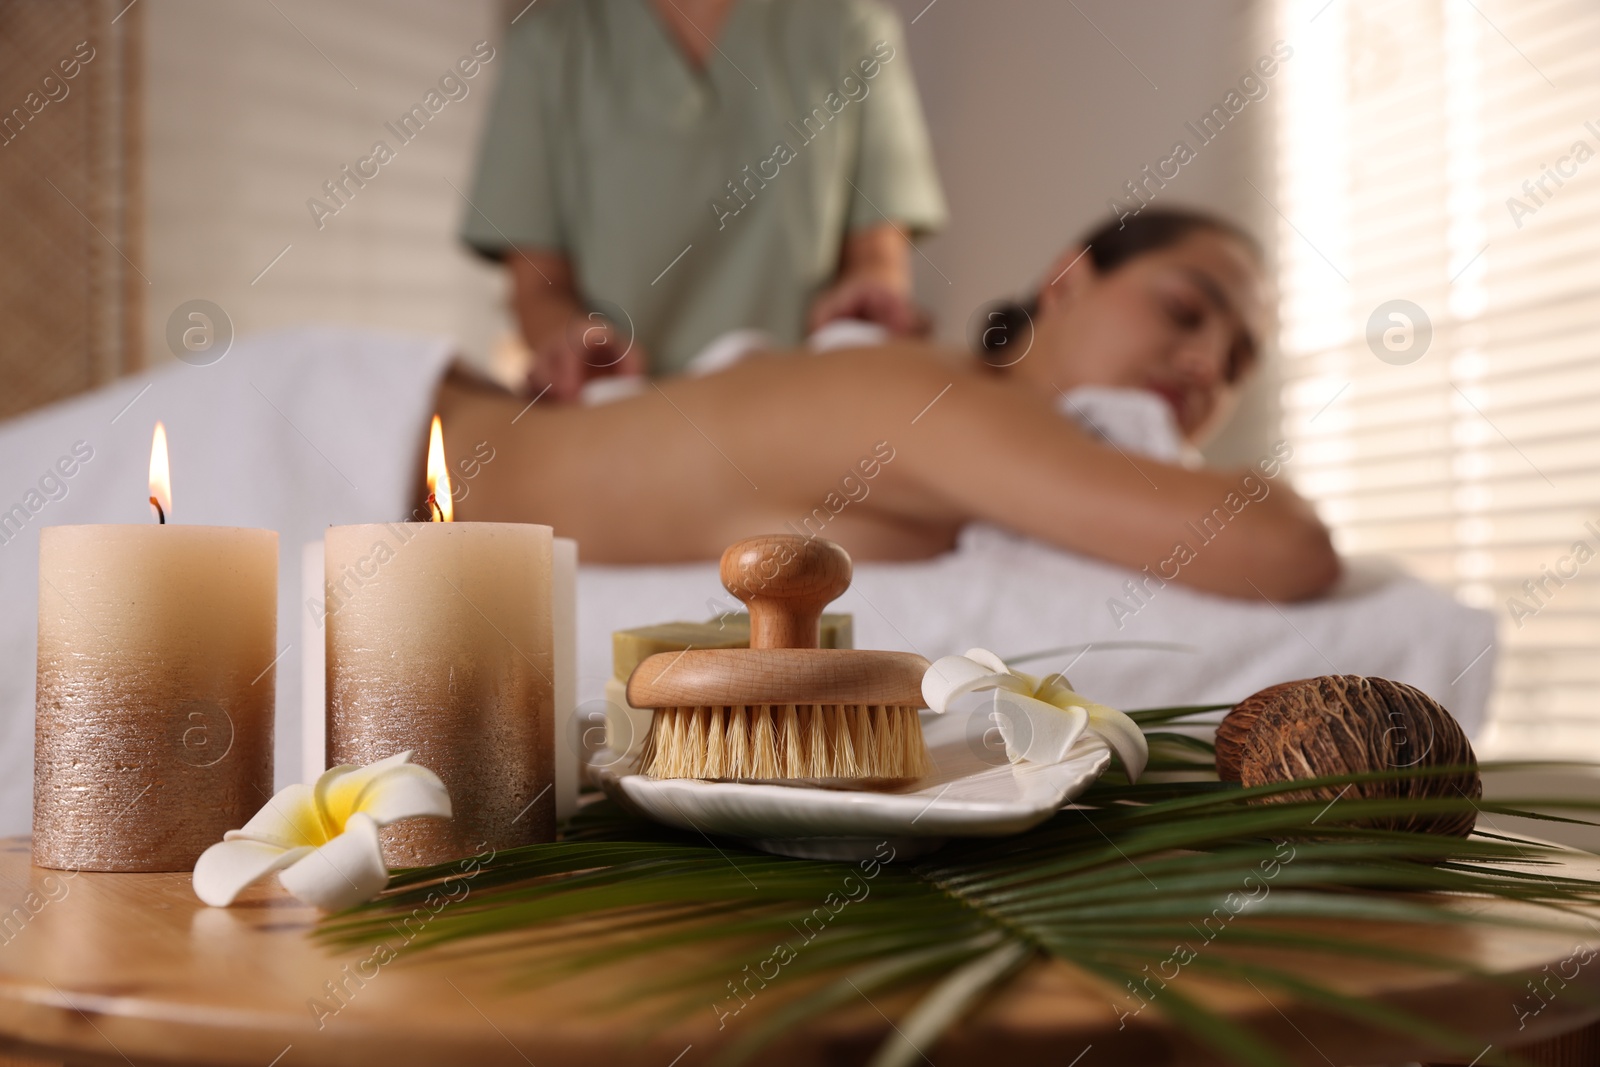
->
[324, 416, 555, 866]
[552, 536, 577, 821]
[303, 548, 574, 815]
[33, 423, 278, 872]
[300, 539, 326, 787]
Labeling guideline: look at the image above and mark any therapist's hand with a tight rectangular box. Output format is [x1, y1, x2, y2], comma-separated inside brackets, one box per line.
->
[808, 222, 928, 338]
[807, 275, 929, 337]
[530, 314, 647, 403]
[507, 248, 646, 403]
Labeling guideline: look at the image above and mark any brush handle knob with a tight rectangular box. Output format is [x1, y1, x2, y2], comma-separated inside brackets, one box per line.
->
[721, 535, 851, 650]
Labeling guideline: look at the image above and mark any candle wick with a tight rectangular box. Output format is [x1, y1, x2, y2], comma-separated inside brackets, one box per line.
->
[149, 496, 166, 525]
[426, 493, 441, 522]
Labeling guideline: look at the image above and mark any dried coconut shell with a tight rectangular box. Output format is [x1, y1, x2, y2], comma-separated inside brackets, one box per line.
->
[1214, 675, 1480, 838]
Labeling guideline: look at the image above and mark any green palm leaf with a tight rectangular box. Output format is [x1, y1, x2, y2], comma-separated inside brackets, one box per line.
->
[318, 706, 1600, 1066]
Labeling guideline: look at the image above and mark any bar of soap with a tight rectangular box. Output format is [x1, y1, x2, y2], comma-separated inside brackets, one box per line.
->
[612, 613, 853, 681]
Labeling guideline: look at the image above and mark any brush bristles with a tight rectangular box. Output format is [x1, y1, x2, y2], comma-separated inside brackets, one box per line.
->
[640, 704, 932, 782]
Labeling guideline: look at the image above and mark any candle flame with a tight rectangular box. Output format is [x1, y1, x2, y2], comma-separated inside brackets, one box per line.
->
[426, 414, 453, 522]
[149, 422, 172, 523]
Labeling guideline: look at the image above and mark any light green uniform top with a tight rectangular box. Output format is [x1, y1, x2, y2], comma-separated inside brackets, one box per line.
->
[461, 0, 947, 376]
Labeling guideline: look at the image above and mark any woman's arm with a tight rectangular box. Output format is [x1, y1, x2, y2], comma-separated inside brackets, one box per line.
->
[891, 361, 1340, 601]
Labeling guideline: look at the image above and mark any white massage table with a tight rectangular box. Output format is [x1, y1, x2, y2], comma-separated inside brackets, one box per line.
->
[0, 328, 1495, 835]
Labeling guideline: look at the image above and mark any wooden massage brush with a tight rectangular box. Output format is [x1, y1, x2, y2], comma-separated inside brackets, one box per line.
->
[628, 534, 933, 783]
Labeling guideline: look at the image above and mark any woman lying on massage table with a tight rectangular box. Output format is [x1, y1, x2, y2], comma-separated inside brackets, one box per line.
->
[435, 208, 1340, 601]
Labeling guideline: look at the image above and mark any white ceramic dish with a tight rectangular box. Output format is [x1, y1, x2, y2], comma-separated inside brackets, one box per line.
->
[586, 710, 1112, 859]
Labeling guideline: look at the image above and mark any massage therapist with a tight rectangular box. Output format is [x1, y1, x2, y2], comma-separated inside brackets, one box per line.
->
[460, 0, 947, 401]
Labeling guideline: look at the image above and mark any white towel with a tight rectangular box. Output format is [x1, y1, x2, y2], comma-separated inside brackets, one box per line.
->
[578, 533, 1495, 746]
[1056, 384, 1202, 468]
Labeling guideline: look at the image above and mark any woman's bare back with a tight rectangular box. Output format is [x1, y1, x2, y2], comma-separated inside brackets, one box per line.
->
[439, 346, 971, 563]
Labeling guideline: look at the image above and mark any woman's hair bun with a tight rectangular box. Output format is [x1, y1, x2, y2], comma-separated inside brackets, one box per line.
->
[972, 299, 1037, 365]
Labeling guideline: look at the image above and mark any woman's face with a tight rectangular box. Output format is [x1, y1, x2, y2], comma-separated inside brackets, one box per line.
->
[1027, 230, 1268, 443]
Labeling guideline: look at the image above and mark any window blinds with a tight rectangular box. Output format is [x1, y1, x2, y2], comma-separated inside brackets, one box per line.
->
[1273, 0, 1600, 755]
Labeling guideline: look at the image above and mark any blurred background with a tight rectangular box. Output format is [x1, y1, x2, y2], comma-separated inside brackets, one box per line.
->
[2, 0, 1597, 760]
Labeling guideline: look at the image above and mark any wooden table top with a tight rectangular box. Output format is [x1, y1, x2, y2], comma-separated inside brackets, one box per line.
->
[0, 836, 1597, 1067]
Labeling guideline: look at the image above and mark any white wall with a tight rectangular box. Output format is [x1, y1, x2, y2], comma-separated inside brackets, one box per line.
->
[143, 0, 509, 370]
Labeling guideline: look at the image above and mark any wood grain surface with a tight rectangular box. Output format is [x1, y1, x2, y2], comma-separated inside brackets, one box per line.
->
[626, 648, 929, 708]
[0, 837, 1597, 1067]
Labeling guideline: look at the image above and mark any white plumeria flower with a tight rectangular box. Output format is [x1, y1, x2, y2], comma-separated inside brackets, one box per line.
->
[922, 648, 1148, 781]
[193, 751, 451, 911]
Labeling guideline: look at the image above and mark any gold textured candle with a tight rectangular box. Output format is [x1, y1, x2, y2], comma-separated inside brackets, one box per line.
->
[33, 427, 277, 871]
[324, 417, 554, 866]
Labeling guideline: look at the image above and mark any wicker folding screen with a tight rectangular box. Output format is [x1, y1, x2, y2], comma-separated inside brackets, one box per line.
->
[0, 0, 142, 421]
